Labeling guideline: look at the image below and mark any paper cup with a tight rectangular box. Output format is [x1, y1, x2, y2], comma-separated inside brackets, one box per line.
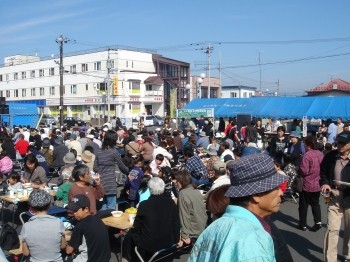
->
[17, 189, 23, 197]
[9, 190, 14, 198]
[129, 214, 136, 225]
[27, 188, 33, 195]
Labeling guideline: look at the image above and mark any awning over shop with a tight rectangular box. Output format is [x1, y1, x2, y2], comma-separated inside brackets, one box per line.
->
[144, 76, 163, 85]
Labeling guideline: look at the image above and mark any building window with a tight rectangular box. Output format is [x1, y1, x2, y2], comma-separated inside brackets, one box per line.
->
[99, 82, 107, 91]
[71, 85, 77, 94]
[146, 85, 152, 91]
[70, 65, 76, 74]
[50, 86, 55, 95]
[6, 75, 9, 81]
[14, 73, 18, 80]
[49, 68, 55, 76]
[230, 92, 237, 98]
[249, 92, 253, 97]
[22, 89, 26, 97]
[6, 90, 10, 98]
[243, 92, 247, 98]
[22, 72, 26, 79]
[0, 75, 2, 82]
[86, 84, 88, 91]
[130, 80, 140, 95]
[126, 61, 128, 67]
[40, 87, 45, 96]
[94, 62, 101, 71]
[39, 69, 44, 77]
[30, 70, 35, 78]
[0, 91, 3, 97]
[14, 90, 18, 97]
[108, 60, 114, 69]
[82, 63, 88, 72]
[31, 88, 36, 96]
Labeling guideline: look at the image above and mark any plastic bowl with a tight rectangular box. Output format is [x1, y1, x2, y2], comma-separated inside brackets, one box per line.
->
[111, 211, 123, 218]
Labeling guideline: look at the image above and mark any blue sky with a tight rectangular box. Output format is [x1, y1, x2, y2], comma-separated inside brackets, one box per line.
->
[1, 0, 350, 95]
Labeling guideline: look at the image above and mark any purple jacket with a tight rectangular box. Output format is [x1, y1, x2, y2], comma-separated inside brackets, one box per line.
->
[300, 149, 324, 192]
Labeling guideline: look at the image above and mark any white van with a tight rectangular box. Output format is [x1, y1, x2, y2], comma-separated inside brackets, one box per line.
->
[139, 115, 164, 126]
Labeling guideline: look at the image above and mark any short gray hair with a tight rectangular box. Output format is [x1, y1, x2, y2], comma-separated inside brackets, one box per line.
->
[148, 177, 165, 195]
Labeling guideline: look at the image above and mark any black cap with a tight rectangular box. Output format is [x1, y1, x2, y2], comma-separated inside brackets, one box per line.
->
[66, 194, 90, 212]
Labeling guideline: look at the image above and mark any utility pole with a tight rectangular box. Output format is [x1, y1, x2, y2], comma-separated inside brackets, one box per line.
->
[219, 51, 222, 98]
[56, 35, 68, 128]
[258, 51, 262, 93]
[204, 43, 213, 98]
[276, 79, 280, 96]
[106, 49, 112, 122]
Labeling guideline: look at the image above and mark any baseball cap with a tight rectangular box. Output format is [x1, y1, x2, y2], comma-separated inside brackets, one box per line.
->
[225, 154, 287, 198]
[206, 146, 218, 156]
[224, 154, 234, 162]
[289, 131, 300, 139]
[213, 161, 226, 172]
[55, 136, 64, 144]
[336, 131, 350, 144]
[66, 194, 90, 212]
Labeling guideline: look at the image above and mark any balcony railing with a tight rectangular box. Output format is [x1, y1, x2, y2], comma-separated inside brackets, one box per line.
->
[144, 90, 163, 96]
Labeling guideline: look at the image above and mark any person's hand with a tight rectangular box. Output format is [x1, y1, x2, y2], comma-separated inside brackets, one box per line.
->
[321, 184, 331, 193]
[177, 240, 183, 248]
[182, 237, 191, 245]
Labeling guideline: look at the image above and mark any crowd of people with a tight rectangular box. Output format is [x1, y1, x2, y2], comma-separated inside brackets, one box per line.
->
[0, 115, 348, 261]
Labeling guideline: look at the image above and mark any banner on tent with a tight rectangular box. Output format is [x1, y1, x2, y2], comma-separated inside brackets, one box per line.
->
[176, 108, 214, 118]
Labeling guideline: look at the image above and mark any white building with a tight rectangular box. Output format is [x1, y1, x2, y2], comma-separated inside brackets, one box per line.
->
[0, 47, 190, 122]
[221, 85, 257, 98]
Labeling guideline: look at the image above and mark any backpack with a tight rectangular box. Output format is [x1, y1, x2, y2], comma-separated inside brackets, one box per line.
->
[0, 223, 20, 250]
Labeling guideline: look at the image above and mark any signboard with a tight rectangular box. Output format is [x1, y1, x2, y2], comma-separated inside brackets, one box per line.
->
[176, 108, 214, 118]
[170, 88, 176, 118]
[302, 116, 308, 137]
[112, 77, 119, 96]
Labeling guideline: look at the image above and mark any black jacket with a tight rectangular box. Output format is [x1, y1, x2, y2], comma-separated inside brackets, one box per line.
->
[320, 149, 350, 207]
[132, 194, 180, 252]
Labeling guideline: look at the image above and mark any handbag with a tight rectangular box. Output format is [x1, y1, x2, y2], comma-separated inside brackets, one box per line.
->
[292, 175, 304, 192]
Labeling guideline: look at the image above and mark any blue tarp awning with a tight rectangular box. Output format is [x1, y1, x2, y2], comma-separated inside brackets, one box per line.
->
[183, 97, 350, 119]
[1, 103, 39, 127]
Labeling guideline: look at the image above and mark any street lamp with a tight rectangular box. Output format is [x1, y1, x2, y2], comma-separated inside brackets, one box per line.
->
[56, 35, 68, 127]
[196, 73, 206, 98]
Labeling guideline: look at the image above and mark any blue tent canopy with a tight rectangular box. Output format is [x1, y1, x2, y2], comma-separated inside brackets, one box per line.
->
[184, 97, 350, 119]
[2, 103, 39, 127]
[255, 97, 316, 119]
[215, 97, 270, 117]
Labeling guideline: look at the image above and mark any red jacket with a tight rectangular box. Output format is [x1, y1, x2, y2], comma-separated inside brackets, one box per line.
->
[15, 139, 29, 157]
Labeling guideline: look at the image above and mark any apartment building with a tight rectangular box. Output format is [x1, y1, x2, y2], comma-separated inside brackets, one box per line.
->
[0, 47, 190, 121]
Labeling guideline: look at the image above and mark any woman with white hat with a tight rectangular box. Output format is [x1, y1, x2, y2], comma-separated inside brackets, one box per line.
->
[81, 149, 95, 172]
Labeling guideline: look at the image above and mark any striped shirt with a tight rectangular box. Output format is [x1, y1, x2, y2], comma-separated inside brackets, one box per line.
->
[94, 148, 129, 195]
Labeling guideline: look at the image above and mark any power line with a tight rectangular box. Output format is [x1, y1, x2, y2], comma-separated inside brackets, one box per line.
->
[217, 51, 350, 70]
[153, 37, 350, 51]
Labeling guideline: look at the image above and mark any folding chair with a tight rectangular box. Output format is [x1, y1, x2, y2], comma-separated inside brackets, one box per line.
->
[134, 244, 177, 262]
[19, 205, 67, 224]
[47, 167, 60, 183]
